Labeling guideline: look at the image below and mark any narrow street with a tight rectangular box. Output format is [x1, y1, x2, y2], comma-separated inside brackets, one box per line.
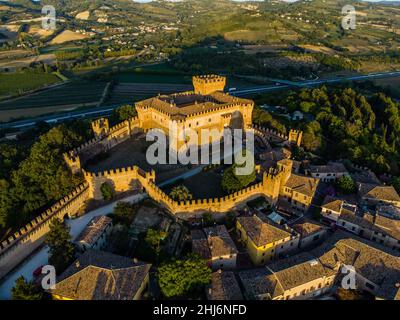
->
[0, 193, 146, 300]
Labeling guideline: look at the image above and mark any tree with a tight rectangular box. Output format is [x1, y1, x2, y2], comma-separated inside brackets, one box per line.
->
[100, 182, 114, 201]
[336, 175, 356, 194]
[169, 185, 193, 201]
[2, 123, 90, 228]
[221, 163, 256, 194]
[12, 276, 43, 300]
[46, 218, 75, 274]
[137, 228, 168, 262]
[114, 105, 137, 121]
[157, 254, 211, 298]
[202, 212, 214, 226]
[113, 201, 135, 226]
[391, 177, 400, 194]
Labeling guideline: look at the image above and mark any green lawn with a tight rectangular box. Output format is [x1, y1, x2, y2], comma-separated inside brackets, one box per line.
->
[0, 71, 60, 97]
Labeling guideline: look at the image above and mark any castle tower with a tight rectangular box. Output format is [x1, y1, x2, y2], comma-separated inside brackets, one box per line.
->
[288, 129, 303, 147]
[63, 152, 81, 174]
[92, 118, 110, 138]
[262, 167, 282, 205]
[192, 75, 226, 95]
[277, 159, 293, 190]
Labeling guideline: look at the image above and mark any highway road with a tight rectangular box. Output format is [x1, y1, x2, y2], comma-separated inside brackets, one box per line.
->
[1, 70, 399, 131]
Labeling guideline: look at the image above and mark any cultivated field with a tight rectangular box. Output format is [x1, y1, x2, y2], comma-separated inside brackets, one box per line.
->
[0, 82, 107, 121]
[0, 71, 60, 98]
[50, 30, 89, 45]
[76, 11, 90, 20]
[0, 53, 56, 70]
[28, 25, 54, 38]
[106, 82, 192, 105]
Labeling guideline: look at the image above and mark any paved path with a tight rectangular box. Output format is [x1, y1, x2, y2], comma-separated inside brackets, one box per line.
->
[0, 193, 146, 300]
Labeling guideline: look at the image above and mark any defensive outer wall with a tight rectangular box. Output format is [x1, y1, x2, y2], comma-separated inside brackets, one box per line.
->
[0, 115, 302, 280]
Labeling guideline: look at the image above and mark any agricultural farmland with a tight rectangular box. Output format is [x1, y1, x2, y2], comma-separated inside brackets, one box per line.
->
[105, 82, 193, 105]
[0, 81, 107, 122]
[0, 71, 61, 97]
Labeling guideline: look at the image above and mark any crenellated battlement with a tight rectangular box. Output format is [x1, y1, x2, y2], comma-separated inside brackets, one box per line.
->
[92, 118, 110, 138]
[193, 75, 226, 95]
[0, 183, 90, 279]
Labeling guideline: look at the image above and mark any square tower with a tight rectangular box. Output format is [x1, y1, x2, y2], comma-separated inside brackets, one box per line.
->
[193, 75, 226, 95]
[92, 118, 109, 138]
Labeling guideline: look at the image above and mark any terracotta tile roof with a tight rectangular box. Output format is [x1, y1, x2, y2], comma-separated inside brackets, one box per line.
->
[52, 250, 151, 300]
[239, 253, 332, 299]
[374, 214, 400, 240]
[338, 210, 375, 229]
[240, 231, 400, 300]
[321, 196, 343, 213]
[309, 162, 348, 174]
[204, 225, 238, 257]
[206, 271, 243, 300]
[191, 229, 212, 260]
[237, 215, 291, 247]
[291, 219, 325, 237]
[312, 231, 400, 300]
[358, 183, 400, 203]
[75, 216, 112, 246]
[192, 225, 238, 259]
[285, 174, 319, 197]
[135, 91, 253, 119]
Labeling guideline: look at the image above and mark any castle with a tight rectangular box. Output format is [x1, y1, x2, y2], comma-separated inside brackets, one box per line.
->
[92, 75, 255, 152]
[0, 75, 306, 280]
[64, 74, 306, 211]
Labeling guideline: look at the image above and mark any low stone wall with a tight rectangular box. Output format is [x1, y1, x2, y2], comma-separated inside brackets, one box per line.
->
[0, 183, 89, 280]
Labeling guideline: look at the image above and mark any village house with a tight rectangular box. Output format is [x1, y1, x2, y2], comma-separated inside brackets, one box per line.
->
[312, 232, 400, 300]
[280, 173, 319, 213]
[206, 270, 244, 300]
[307, 161, 348, 182]
[290, 219, 328, 249]
[50, 250, 151, 300]
[74, 215, 113, 251]
[236, 215, 299, 266]
[191, 225, 238, 271]
[321, 196, 344, 223]
[357, 182, 400, 208]
[239, 252, 336, 300]
[239, 231, 400, 300]
[321, 196, 357, 224]
[336, 208, 400, 252]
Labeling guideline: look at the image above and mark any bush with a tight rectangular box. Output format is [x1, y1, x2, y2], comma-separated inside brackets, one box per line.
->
[113, 201, 135, 226]
[12, 276, 43, 300]
[336, 175, 356, 194]
[100, 182, 114, 201]
[221, 163, 256, 194]
[169, 185, 193, 201]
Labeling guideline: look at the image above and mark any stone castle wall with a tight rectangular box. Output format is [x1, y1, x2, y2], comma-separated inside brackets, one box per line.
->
[0, 183, 89, 280]
[0, 75, 304, 280]
[83, 166, 156, 200]
[82, 163, 284, 215]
